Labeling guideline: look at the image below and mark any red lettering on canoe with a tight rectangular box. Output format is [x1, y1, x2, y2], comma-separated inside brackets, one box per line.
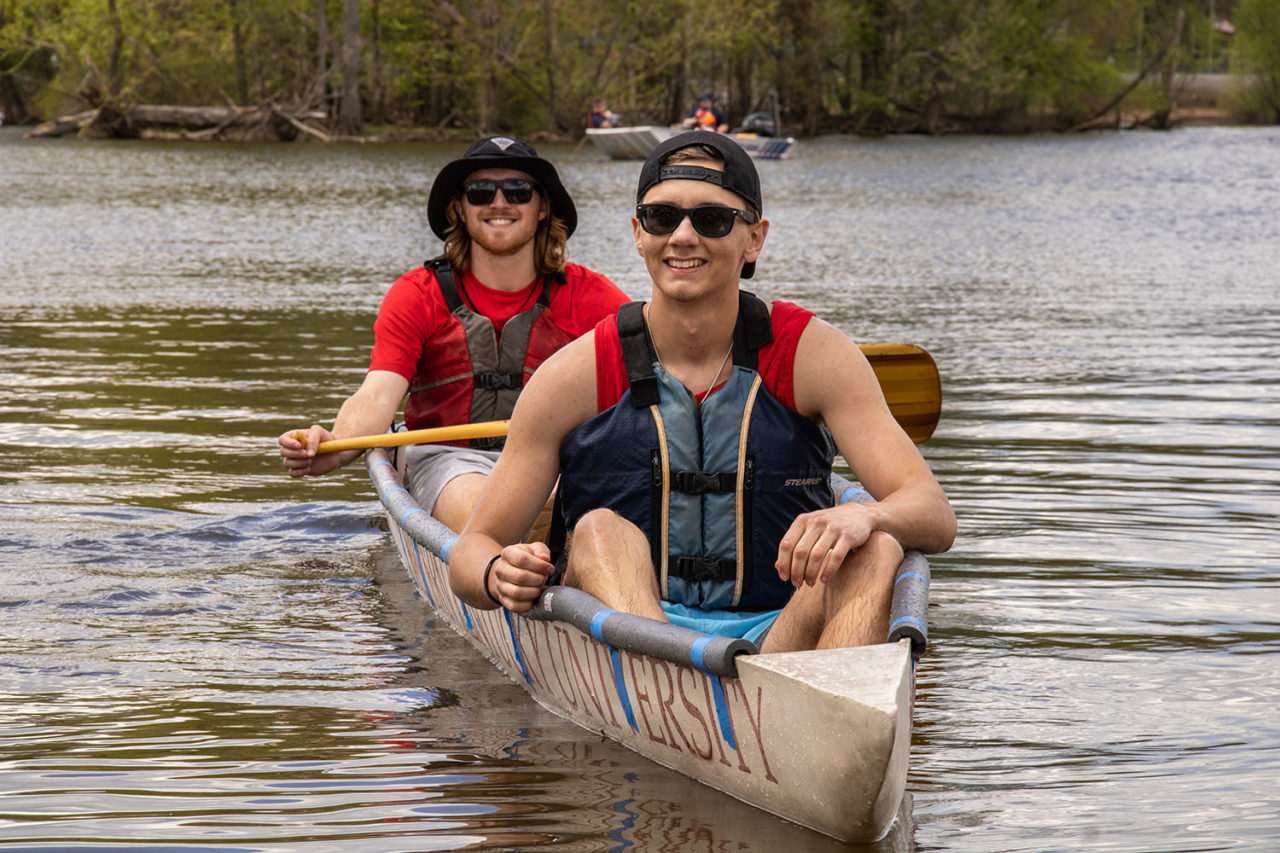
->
[626, 652, 667, 746]
[588, 641, 622, 729]
[649, 659, 687, 755]
[677, 666, 715, 761]
[728, 680, 777, 783]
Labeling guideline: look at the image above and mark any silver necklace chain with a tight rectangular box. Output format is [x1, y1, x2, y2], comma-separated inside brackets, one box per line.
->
[650, 332, 733, 406]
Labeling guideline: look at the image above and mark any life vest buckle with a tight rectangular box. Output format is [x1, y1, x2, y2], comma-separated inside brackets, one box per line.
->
[474, 371, 523, 390]
[672, 556, 736, 583]
[672, 470, 734, 494]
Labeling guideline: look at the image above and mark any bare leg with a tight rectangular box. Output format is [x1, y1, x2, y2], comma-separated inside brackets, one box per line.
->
[762, 531, 902, 653]
[561, 509, 666, 621]
[431, 472, 488, 533]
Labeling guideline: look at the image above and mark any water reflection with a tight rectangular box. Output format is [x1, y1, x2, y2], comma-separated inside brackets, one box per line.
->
[2, 126, 1279, 851]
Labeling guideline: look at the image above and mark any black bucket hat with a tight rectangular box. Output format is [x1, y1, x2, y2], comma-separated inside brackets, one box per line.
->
[636, 131, 763, 278]
[427, 136, 578, 240]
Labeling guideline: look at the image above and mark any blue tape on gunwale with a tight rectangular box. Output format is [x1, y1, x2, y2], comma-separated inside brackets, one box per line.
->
[609, 646, 638, 733]
[889, 615, 927, 637]
[895, 571, 929, 587]
[504, 609, 532, 685]
[440, 535, 459, 564]
[712, 676, 736, 749]
[690, 636, 711, 672]
[408, 537, 436, 607]
[839, 485, 870, 505]
[589, 609, 617, 642]
[399, 506, 426, 529]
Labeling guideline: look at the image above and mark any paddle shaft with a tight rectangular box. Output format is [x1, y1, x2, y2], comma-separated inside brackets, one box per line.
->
[300, 420, 511, 454]
[302, 342, 940, 453]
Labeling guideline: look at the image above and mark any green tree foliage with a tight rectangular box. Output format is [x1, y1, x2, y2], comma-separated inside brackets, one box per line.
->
[1231, 0, 1280, 120]
[1, 0, 1274, 134]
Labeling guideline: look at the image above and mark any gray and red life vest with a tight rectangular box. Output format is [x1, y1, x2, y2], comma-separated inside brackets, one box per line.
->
[404, 258, 572, 449]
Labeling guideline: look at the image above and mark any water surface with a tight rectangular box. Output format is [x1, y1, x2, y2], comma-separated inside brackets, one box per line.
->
[2, 125, 1278, 851]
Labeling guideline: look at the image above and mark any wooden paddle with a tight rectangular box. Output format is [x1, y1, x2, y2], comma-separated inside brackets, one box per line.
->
[859, 342, 941, 444]
[296, 420, 511, 455]
[301, 342, 941, 453]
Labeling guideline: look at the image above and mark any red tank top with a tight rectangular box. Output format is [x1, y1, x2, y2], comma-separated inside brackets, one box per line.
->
[593, 300, 814, 412]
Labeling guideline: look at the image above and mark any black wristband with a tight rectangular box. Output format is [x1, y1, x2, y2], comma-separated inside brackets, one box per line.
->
[482, 553, 503, 606]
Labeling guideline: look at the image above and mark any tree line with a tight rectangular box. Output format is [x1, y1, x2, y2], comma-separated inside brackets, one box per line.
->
[2, 0, 1277, 139]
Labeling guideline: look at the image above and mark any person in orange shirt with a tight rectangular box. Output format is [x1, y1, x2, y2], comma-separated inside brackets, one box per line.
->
[681, 93, 729, 133]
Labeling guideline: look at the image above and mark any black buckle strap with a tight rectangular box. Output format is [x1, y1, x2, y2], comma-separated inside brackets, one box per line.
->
[671, 470, 735, 494]
[473, 371, 523, 390]
[671, 556, 737, 583]
[731, 290, 773, 370]
[618, 302, 660, 407]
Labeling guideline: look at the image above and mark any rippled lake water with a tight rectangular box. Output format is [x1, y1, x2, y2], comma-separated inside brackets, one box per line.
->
[2, 124, 1278, 851]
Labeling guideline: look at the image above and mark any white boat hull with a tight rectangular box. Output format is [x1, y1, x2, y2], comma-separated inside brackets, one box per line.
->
[367, 447, 917, 842]
[586, 125, 797, 160]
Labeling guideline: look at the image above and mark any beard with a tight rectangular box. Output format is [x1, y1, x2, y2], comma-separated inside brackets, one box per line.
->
[470, 221, 539, 257]
[462, 198, 545, 259]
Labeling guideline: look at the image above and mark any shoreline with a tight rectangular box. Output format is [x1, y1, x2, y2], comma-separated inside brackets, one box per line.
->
[8, 73, 1259, 144]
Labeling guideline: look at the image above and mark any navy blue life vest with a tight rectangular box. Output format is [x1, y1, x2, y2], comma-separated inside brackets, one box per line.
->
[557, 293, 835, 611]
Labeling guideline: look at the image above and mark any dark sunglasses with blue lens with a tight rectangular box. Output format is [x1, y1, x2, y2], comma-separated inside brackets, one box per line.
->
[463, 179, 539, 206]
[635, 203, 758, 239]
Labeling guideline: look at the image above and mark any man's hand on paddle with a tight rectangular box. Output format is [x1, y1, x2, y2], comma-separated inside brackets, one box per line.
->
[775, 501, 882, 588]
[487, 542, 555, 613]
[278, 425, 345, 477]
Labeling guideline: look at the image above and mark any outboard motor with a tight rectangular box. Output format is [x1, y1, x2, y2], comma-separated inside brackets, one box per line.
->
[734, 111, 777, 136]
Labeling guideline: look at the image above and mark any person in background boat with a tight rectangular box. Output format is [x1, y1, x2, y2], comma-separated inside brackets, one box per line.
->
[680, 93, 728, 133]
[278, 136, 629, 532]
[449, 131, 955, 651]
[588, 98, 616, 129]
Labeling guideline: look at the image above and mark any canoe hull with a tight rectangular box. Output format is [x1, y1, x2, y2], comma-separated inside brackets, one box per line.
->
[370, 447, 913, 842]
[586, 125, 797, 160]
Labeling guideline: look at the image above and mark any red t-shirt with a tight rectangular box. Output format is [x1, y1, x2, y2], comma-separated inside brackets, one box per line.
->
[592, 300, 814, 412]
[370, 262, 629, 380]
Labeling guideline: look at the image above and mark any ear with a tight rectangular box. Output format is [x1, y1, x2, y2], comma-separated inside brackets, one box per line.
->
[743, 218, 770, 264]
[632, 216, 644, 255]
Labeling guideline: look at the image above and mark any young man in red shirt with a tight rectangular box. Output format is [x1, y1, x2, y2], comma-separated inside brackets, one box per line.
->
[448, 132, 954, 651]
[279, 137, 628, 532]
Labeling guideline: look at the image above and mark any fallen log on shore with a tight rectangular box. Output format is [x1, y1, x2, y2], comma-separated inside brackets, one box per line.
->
[25, 104, 332, 141]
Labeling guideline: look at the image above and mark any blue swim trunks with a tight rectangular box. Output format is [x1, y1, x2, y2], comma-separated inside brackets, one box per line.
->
[660, 602, 782, 645]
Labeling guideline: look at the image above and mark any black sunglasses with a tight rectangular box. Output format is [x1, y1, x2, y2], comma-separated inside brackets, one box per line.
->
[463, 179, 539, 206]
[635, 203, 758, 239]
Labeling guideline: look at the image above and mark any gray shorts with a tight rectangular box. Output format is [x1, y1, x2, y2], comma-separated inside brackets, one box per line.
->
[402, 444, 501, 511]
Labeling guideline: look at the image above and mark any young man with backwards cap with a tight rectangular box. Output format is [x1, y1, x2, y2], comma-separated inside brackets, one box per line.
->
[448, 131, 955, 652]
[279, 137, 628, 532]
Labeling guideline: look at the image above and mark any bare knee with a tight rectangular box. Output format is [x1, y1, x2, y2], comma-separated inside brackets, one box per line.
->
[570, 508, 630, 548]
[432, 472, 488, 532]
[562, 509, 662, 617]
[563, 509, 649, 585]
[819, 531, 902, 625]
[864, 530, 903, 579]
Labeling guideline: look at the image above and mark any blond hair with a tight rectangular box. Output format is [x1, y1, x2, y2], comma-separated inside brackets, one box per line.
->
[441, 191, 569, 274]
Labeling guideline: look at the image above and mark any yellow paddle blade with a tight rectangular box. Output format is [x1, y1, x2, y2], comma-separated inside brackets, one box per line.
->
[861, 343, 941, 444]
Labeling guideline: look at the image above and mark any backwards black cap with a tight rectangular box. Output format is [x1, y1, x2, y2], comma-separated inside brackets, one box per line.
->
[636, 131, 762, 278]
[427, 136, 577, 239]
